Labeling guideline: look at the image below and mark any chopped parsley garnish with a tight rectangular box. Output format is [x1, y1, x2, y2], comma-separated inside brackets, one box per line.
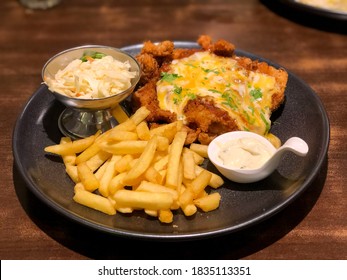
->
[160, 72, 182, 83]
[250, 88, 263, 101]
[248, 106, 255, 115]
[208, 89, 222, 94]
[185, 63, 197, 68]
[173, 85, 182, 95]
[201, 67, 220, 74]
[221, 92, 237, 110]
[80, 51, 107, 62]
[260, 113, 271, 133]
[243, 110, 256, 125]
[172, 85, 183, 104]
[187, 93, 197, 100]
[208, 89, 238, 110]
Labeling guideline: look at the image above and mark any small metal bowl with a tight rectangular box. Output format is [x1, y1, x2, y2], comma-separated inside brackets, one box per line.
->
[42, 45, 141, 139]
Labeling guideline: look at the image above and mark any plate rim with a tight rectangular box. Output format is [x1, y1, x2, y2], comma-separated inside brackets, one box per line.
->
[12, 41, 330, 241]
[278, 0, 347, 20]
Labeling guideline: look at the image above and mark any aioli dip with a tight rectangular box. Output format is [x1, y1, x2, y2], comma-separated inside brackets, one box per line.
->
[218, 137, 274, 169]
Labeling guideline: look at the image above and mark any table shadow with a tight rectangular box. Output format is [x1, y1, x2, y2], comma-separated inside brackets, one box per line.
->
[13, 156, 327, 260]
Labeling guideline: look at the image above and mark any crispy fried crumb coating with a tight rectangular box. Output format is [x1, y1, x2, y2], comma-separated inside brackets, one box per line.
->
[135, 53, 160, 86]
[235, 57, 288, 111]
[184, 97, 238, 144]
[198, 34, 235, 57]
[132, 36, 287, 144]
[132, 80, 176, 123]
[141, 40, 175, 57]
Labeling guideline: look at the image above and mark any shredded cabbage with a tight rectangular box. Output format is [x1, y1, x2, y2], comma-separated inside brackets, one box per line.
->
[45, 55, 137, 99]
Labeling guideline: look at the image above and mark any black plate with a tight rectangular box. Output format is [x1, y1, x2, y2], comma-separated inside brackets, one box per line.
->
[278, 0, 347, 21]
[12, 42, 329, 241]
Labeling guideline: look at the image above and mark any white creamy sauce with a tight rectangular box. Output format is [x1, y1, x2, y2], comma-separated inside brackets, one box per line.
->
[218, 137, 273, 169]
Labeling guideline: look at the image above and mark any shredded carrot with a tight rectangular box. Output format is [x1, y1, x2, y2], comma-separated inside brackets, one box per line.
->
[86, 56, 94, 63]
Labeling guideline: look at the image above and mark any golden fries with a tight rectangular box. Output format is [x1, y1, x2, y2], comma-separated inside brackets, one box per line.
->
[110, 104, 129, 123]
[166, 131, 187, 189]
[44, 106, 225, 223]
[77, 162, 100, 192]
[114, 189, 173, 210]
[136, 121, 151, 140]
[189, 143, 209, 158]
[182, 150, 196, 180]
[194, 192, 221, 212]
[45, 133, 97, 156]
[73, 189, 116, 215]
[123, 136, 157, 185]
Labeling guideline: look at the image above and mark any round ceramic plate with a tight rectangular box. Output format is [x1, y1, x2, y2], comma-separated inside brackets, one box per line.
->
[12, 42, 329, 241]
[278, 0, 347, 21]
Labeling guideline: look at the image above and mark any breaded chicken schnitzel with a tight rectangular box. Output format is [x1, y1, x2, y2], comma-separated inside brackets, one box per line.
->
[132, 35, 288, 145]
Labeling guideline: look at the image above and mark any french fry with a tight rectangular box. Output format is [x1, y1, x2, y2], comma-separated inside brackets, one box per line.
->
[44, 105, 226, 223]
[149, 121, 179, 142]
[107, 131, 138, 142]
[194, 165, 224, 189]
[136, 181, 179, 201]
[95, 119, 136, 143]
[181, 203, 197, 216]
[114, 154, 134, 173]
[73, 189, 116, 215]
[156, 136, 169, 152]
[266, 133, 281, 149]
[99, 140, 148, 155]
[182, 150, 196, 180]
[153, 155, 168, 171]
[159, 209, 173, 223]
[145, 209, 158, 217]
[74, 182, 85, 192]
[113, 189, 173, 210]
[116, 207, 134, 214]
[86, 150, 111, 172]
[45, 133, 97, 156]
[98, 155, 122, 197]
[183, 147, 204, 165]
[190, 169, 212, 197]
[110, 118, 137, 132]
[189, 143, 208, 158]
[136, 121, 150, 140]
[144, 166, 163, 184]
[75, 142, 101, 164]
[130, 106, 150, 125]
[179, 187, 194, 208]
[123, 136, 157, 185]
[111, 104, 129, 123]
[60, 137, 76, 165]
[108, 172, 127, 195]
[65, 164, 79, 183]
[194, 192, 221, 212]
[94, 160, 109, 180]
[177, 161, 184, 194]
[196, 189, 209, 199]
[166, 131, 187, 189]
[77, 162, 100, 192]
[152, 151, 166, 163]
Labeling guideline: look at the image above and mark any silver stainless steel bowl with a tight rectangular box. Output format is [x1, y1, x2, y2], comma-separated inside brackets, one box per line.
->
[42, 45, 141, 139]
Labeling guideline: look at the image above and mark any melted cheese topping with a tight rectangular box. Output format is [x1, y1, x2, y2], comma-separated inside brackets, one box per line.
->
[156, 51, 277, 135]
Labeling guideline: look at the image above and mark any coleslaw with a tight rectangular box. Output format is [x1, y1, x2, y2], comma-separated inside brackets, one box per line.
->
[44, 54, 137, 99]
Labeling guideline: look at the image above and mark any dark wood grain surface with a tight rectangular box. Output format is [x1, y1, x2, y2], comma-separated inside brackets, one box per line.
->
[1, 0, 346, 260]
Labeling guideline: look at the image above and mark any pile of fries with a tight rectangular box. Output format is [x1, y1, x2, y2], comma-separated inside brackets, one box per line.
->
[44, 105, 224, 223]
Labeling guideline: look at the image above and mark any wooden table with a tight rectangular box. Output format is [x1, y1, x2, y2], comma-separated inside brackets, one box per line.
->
[1, 0, 346, 260]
